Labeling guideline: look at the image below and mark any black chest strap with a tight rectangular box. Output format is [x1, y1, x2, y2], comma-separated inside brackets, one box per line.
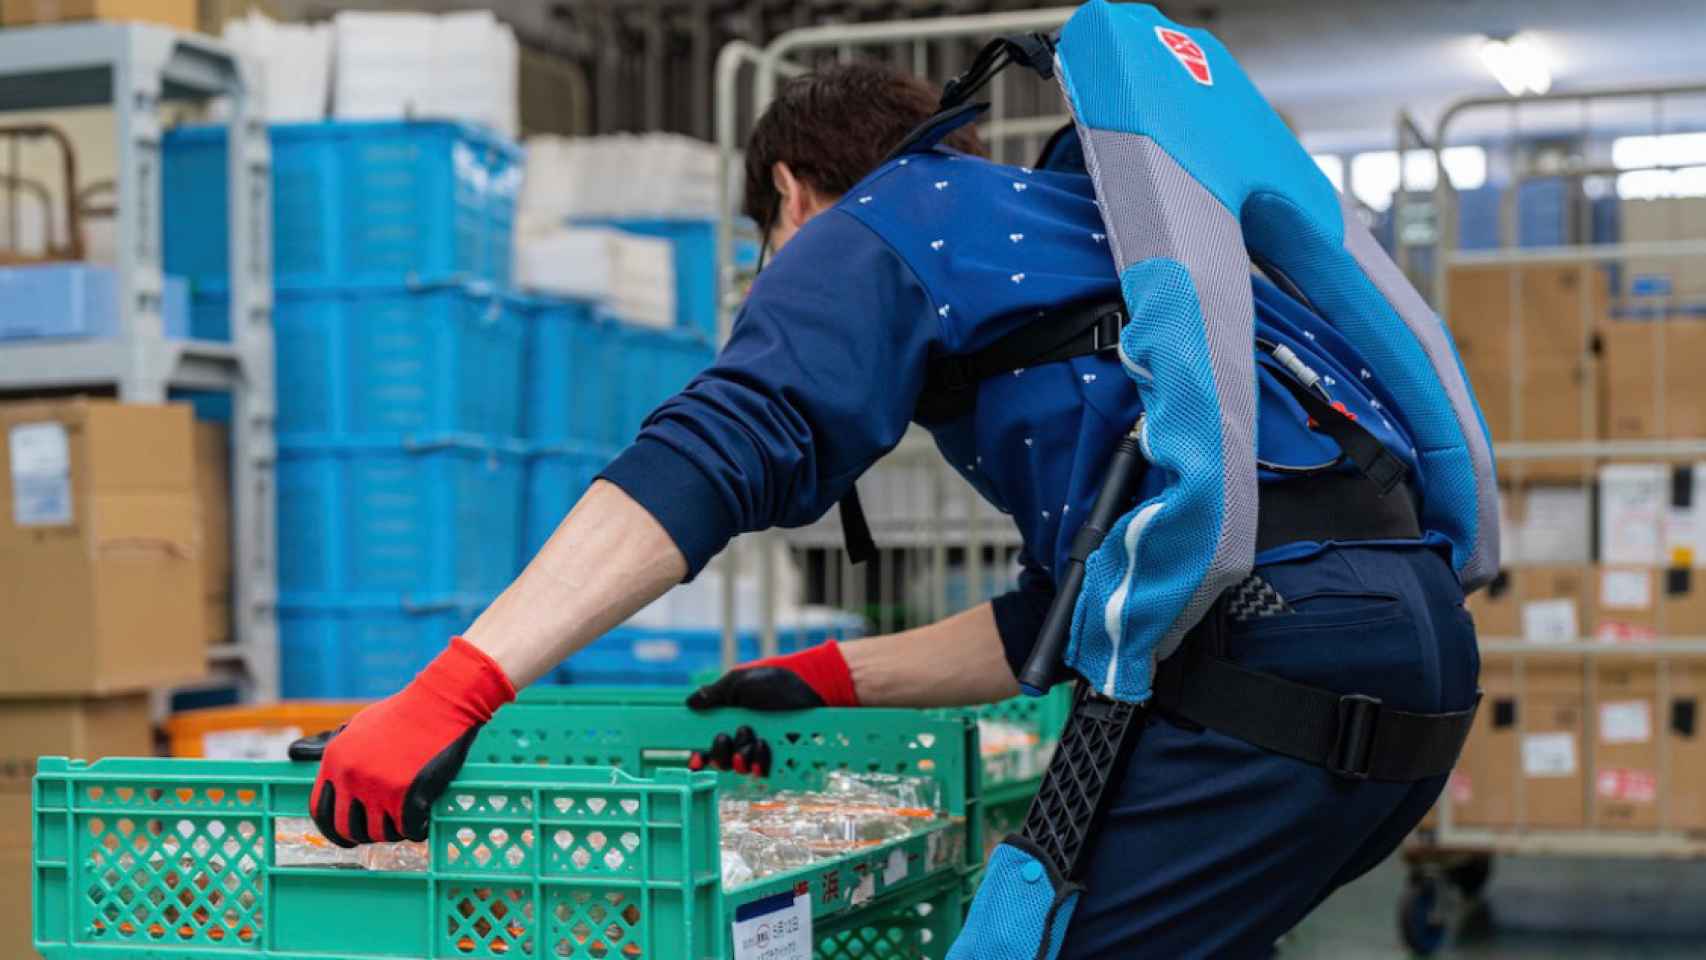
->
[915, 298, 1127, 425]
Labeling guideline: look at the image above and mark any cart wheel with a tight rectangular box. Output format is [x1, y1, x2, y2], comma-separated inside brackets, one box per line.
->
[1397, 874, 1448, 956]
[1446, 854, 1493, 899]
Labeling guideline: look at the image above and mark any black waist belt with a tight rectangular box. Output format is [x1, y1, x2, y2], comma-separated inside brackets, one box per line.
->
[1256, 471, 1422, 552]
[1153, 643, 1480, 782]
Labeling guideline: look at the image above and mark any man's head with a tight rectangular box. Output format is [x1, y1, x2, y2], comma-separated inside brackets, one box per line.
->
[743, 61, 986, 254]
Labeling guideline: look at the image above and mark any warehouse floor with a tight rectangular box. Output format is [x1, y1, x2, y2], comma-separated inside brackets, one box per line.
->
[1287, 853, 1706, 957]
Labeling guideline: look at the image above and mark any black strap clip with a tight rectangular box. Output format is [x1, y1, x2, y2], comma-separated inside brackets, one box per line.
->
[1328, 693, 1383, 781]
[1090, 307, 1125, 353]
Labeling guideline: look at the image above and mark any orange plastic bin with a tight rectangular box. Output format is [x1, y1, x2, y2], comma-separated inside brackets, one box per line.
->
[164, 702, 367, 759]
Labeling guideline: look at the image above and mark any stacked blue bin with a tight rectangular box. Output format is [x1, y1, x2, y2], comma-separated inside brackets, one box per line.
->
[165, 120, 528, 698]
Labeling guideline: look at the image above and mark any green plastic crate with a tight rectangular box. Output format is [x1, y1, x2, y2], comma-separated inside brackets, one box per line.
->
[471, 702, 982, 867]
[32, 756, 965, 959]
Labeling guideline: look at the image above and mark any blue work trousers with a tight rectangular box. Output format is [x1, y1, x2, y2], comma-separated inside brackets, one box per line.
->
[1058, 542, 1480, 959]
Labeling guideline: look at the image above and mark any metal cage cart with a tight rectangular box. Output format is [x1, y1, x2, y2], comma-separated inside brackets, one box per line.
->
[1395, 82, 1706, 955]
[0, 22, 278, 701]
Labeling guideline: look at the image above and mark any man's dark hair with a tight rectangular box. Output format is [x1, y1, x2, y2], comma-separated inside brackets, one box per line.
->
[742, 61, 987, 228]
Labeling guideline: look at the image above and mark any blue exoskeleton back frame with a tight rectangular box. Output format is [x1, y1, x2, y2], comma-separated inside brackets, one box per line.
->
[1059, 1, 1498, 706]
[948, 3, 1498, 957]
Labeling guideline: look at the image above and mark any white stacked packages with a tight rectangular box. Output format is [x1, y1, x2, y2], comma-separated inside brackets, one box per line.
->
[332, 10, 518, 137]
[218, 12, 333, 122]
[515, 226, 676, 329]
[518, 132, 721, 230]
[628, 536, 809, 630]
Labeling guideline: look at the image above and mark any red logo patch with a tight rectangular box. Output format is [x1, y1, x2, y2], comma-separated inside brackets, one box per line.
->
[1156, 26, 1212, 86]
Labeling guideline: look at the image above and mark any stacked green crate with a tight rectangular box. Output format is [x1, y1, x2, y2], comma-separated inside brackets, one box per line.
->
[31, 703, 978, 959]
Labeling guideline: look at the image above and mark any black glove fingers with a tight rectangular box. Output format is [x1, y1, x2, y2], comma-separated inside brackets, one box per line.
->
[346, 798, 375, 845]
[313, 781, 357, 849]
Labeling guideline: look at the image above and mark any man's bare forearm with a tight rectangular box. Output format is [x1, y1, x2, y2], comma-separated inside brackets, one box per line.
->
[464, 479, 686, 686]
[841, 602, 1021, 707]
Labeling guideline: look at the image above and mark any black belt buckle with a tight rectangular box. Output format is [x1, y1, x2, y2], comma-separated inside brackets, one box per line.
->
[1328, 693, 1382, 780]
[1090, 307, 1125, 353]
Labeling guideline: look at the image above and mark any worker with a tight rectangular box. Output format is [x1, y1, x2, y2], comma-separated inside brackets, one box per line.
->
[300, 3, 1497, 956]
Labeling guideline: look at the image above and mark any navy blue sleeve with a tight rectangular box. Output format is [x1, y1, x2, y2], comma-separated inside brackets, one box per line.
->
[599, 209, 940, 578]
[990, 552, 1058, 677]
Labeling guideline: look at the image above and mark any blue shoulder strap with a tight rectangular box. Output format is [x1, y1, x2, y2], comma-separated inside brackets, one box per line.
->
[1055, 1, 1498, 701]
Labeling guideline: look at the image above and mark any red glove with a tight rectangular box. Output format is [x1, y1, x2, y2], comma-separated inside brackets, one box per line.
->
[685, 640, 859, 711]
[300, 637, 515, 847]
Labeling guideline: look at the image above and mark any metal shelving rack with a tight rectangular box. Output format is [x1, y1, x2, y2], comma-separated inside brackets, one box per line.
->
[0, 21, 278, 700]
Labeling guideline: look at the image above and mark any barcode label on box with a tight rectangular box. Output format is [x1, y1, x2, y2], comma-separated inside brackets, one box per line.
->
[1596, 767, 1658, 804]
[1600, 568, 1653, 611]
[9, 422, 72, 526]
[1522, 598, 1578, 643]
[1521, 732, 1577, 777]
[1599, 701, 1653, 744]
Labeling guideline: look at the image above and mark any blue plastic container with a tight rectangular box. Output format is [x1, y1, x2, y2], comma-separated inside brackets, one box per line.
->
[561, 619, 865, 686]
[617, 324, 716, 439]
[523, 446, 610, 560]
[280, 594, 490, 698]
[0, 263, 189, 340]
[1517, 177, 1568, 247]
[164, 120, 522, 290]
[277, 438, 526, 602]
[197, 281, 525, 443]
[521, 295, 625, 446]
[1457, 185, 1502, 250]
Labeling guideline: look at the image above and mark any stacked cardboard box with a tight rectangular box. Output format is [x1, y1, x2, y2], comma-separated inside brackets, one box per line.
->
[1441, 652, 1706, 832]
[1600, 318, 1706, 442]
[0, 399, 205, 959]
[1467, 566, 1594, 642]
[1453, 653, 1587, 828]
[1, 0, 195, 30]
[196, 422, 233, 648]
[1448, 263, 1605, 483]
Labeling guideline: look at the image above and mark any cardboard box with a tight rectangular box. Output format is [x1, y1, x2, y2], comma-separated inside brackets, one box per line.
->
[0, 694, 150, 959]
[0, 694, 153, 782]
[1591, 657, 1662, 829]
[1452, 653, 1519, 827]
[195, 421, 232, 648]
[1, 0, 195, 30]
[1502, 483, 1592, 566]
[1601, 319, 1706, 441]
[1, 787, 40, 960]
[1666, 654, 1706, 831]
[1454, 653, 1587, 828]
[1522, 654, 1589, 828]
[1449, 263, 1604, 482]
[1467, 566, 1592, 642]
[0, 399, 205, 696]
[1595, 566, 1659, 643]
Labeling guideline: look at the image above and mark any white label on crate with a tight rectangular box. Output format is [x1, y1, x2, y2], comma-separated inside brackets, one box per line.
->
[202, 726, 306, 761]
[1600, 568, 1653, 611]
[731, 892, 811, 960]
[9, 422, 72, 526]
[883, 848, 908, 886]
[1521, 599, 1578, 644]
[631, 638, 681, 663]
[1521, 732, 1578, 778]
[1599, 701, 1653, 744]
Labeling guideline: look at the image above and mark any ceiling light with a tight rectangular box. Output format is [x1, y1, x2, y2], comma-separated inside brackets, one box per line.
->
[1480, 34, 1552, 97]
